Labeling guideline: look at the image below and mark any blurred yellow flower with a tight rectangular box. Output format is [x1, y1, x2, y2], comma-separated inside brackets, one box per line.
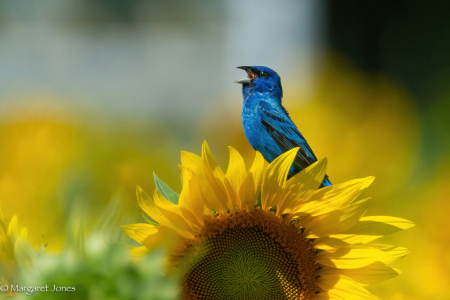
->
[122, 142, 414, 300]
[0, 208, 33, 289]
[0, 119, 83, 251]
[0, 103, 181, 252]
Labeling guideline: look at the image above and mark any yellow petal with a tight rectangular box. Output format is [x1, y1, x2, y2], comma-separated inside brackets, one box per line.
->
[140, 225, 182, 251]
[136, 186, 193, 239]
[312, 236, 350, 250]
[330, 216, 415, 244]
[121, 223, 158, 243]
[288, 157, 327, 192]
[136, 186, 161, 223]
[202, 141, 236, 212]
[277, 158, 328, 215]
[369, 244, 410, 265]
[178, 165, 204, 215]
[156, 171, 203, 231]
[201, 140, 226, 180]
[19, 228, 28, 239]
[359, 216, 415, 231]
[202, 162, 229, 213]
[318, 262, 401, 285]
[178, 165, 213, 224]
[239, 172, 256, 211]
[302, 198, 370, 238]
[226, 146, 247, 198]
[261, 148, 299, 211]
[153, 191, 195, 238]
[317, 275, 379, 300]
[181, 149, 218, 207]
[249, 151, 266, 195]
[7, 215, 19, 239]
[296, 177, 375, 216]
[315, 245, 389, 269]
[180, 150, 203, 174]
[239, 151, 266, 210]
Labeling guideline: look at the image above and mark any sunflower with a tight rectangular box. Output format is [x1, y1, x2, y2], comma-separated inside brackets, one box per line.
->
[122, 141, 413, 300]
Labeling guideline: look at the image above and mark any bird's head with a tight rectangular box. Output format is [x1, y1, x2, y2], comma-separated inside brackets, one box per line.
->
[235, 66, 283, 100]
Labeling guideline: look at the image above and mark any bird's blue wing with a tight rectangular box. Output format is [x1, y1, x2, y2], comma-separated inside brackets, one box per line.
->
[258, 101, 320, 170]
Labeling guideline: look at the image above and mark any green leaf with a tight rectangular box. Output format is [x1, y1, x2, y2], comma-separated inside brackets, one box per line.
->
[154, 172, 180, 205]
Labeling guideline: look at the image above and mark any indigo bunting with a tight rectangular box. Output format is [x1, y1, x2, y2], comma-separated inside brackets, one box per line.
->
[236, 66, 331, 187]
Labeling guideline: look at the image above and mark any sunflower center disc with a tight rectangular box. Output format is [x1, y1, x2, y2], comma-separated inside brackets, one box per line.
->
[181, 210, 318, 300]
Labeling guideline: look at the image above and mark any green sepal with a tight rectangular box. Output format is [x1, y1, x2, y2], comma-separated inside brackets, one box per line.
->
[254, 191, 262, 207]
[154, 172, 180, 205]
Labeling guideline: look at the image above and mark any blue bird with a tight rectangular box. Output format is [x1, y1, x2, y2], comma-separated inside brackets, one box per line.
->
[235, 66, 331, 187]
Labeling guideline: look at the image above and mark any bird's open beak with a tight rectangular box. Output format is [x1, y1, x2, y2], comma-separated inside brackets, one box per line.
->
[235, 66, 255, 84]
[235, 78, 253, 84]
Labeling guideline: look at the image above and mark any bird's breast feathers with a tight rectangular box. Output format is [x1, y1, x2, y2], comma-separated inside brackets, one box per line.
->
[242, 98, 284, 162]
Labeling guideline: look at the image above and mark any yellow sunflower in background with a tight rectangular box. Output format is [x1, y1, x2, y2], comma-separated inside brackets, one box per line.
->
[122, 141, 413, 300]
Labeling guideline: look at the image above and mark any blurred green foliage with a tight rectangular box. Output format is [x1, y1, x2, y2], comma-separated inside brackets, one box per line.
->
[15, 240, 178, 300]
[5, 196, 179, 300]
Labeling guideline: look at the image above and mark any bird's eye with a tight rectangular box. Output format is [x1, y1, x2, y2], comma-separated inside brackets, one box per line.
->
[260, 71, 268, 78]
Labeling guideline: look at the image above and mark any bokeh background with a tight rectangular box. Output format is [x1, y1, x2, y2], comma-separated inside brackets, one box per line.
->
[0, 1, 449, 299]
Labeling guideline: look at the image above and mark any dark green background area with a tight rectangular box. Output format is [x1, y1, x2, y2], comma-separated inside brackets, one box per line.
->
[327, 0, 450, 172]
